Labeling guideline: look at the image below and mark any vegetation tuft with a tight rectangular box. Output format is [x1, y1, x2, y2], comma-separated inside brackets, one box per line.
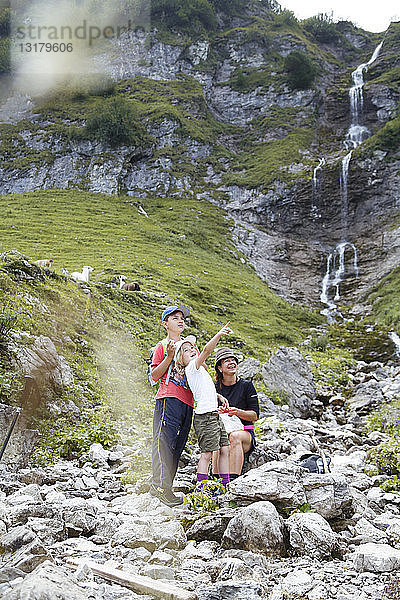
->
[366, 398, 400, 477]
[284, 51, 318, 90]
[85, 96, 150, 148]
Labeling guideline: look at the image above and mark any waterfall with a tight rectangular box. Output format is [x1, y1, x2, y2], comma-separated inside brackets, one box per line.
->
[311, 157, 325, 216]
[320, 243, 359, 318]
[340, 151, 352, 232]
[389, 331, 400, 358]
[321, 41, 383, 318]
[341, 41, 383, 224]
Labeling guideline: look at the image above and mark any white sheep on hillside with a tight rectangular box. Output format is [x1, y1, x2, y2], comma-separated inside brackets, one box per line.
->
[119, 275, 140, 291]
[71, 266, 93, 283]
[35, 259, 53, 268]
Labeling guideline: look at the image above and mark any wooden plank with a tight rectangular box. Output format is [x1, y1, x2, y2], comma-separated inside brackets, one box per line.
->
[67, 558, 197, 600]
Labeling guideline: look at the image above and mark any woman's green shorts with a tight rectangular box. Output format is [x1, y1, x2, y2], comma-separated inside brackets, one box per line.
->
[194, 410, 229, 452]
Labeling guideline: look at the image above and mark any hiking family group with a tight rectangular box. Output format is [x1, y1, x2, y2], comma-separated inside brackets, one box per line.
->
[149, 305, 260, 508]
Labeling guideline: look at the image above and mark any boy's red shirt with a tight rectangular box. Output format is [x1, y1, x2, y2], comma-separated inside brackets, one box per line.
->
[151, 342, 195, 407]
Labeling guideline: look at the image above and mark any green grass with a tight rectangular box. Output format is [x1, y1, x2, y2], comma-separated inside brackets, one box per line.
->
[32, 75, 234, 146]
[367, 265, 400, 329]
[224, 128, 315, 189]
[0, 189, 322, 358]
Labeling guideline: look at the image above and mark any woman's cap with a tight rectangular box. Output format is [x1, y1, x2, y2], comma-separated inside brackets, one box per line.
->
[161, 305, 190, 321]
[174, 335, 197, 360]
[214, 347, 240, 368]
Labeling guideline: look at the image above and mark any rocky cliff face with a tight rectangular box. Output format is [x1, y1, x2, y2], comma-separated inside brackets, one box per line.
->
[1, 9, 400, 307]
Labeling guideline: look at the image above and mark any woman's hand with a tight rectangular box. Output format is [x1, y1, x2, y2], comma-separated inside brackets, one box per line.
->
[228, 407, 241, 418]
[217, 393, 229, 412]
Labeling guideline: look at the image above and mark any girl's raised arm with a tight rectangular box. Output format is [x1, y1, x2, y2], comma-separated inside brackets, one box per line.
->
[195, 322, 232, 369]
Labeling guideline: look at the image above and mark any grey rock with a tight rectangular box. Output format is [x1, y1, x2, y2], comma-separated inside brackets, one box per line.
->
[228, 460, 306, 507]
[141, 564, 175, 580]
[222, 501, 286, 556]
[26, 517, 66, 546]
[1, 539, 48, 573]
[350, 517, 389, 544]
[62, 498, 98, 535]
[353, 542, 400, 572]
[281, 569, 315, 597]
[87, 442, 110, 465]
[92, 512, 122, 543]
[286, 512, 338, 559]
[1, 561, 88, 600]
[237, 358, 261, 380]
[302, 473, 353, 520]
[0, 525, 36, 552]
[0, 567, 25, 584]
[148, 550, 174, 565]
[12, 336, 78, 419]
[197, 581, 263, 600]
[346, 381, 384, 414]
[112, 516, 186, 551]
[261, 347, 315, 418]
[185, 508, 236, 543]
[228, 461, 352, 520]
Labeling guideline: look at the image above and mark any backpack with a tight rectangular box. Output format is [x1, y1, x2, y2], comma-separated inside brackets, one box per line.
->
[146, 339, 173, 387]
[298, 453, 331, 474]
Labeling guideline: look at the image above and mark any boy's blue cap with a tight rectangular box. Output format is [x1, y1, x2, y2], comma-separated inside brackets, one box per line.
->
[162, 305, 190, 321]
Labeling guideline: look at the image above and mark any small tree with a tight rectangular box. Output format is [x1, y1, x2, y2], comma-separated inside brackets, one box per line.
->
[303, 13, 339, 43]
[85, 96, 148, 147]
[284, 50, 317, 90]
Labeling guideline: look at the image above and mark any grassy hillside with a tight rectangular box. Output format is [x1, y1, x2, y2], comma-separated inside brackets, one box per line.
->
[0, 189, 322, 353]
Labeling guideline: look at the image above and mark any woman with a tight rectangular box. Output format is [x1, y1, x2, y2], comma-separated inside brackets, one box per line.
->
[213, 347, 259, 481]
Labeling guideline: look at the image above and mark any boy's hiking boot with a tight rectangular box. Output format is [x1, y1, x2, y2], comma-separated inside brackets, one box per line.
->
[149, 485, 183, 507]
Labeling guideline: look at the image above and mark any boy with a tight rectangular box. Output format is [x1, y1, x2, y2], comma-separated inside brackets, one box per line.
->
[174, 323, 232, 488]
[150, 305, 197, 507]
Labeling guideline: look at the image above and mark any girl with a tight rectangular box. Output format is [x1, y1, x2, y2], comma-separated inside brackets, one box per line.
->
[174, 323, 233, 488]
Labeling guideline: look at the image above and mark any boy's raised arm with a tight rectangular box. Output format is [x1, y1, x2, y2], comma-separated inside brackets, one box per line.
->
[195, 322, 232, 370]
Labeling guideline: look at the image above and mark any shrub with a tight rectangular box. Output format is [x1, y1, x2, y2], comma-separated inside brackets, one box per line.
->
[273, 9, 298, 28]
[308, 348, 354, 389]
[366, 401, 400, 438]
[367, 439, 400, 476]
[0, 310, 20, 339]
[303, 13, 339, 43]
[284, 51, 317, 90]
[232, 68, 247, 91]
[0, 366, 23, 403]
[381, 475, 400, 493]
[151, 0, 217, 32]
[85, 96, 148, 147]
[32, 406, 119, 465]
[307, 333, 330, 351]
[183, 479, 226, 515]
